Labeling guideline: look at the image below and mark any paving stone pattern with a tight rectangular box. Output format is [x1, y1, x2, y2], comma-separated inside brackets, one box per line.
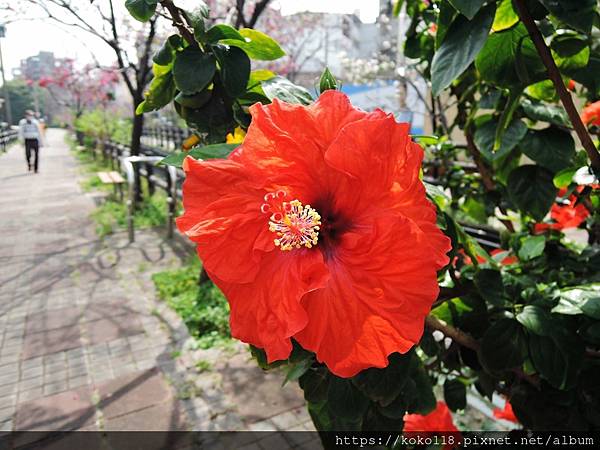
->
[0, 131, 320, 448]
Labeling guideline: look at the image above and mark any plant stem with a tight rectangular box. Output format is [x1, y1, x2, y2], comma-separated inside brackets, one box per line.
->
[160, 0, 196, 46]
[425, 315, 480, 350]
[514, 0, 600, 172]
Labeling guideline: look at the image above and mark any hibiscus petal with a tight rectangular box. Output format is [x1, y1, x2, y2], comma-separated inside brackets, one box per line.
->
[176, 157, 270, 284]
[295, 213, 449, 377]
[209, 249, 329, 362]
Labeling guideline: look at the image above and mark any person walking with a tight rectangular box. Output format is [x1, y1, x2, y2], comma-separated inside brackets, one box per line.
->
[18, 110, 44, 173]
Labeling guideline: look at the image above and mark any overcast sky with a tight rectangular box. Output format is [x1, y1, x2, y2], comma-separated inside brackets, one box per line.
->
[0, 0, 379, 80]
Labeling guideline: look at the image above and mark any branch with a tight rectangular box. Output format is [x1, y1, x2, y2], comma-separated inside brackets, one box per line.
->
[425, 315, 480, 351]
[514, 0, 600, 172]
[425, 315, 541, 388]
[160, 0, 196, 45]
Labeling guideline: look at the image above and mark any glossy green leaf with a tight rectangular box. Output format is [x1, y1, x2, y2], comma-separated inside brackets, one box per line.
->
[507, 165, 557, 221]
[299, 369, 330, 404]
[474, 269, 508, 307]
[283, 358, 313, 386]
[159, 143, 238, 167]
[492, 0, 519, 31]
[261, 76, 313, 105]
[476, 23, 546, 88]
[479, 319, 528, 371]
[520, 127, 575, 173]
[174, 91, 211, 109]
[553, 285, 600, 319]
[352, 352, 412, 407]
[327, 377, 369, 422]
[517, 305, 555, 336]
[539, 0, 597, 34]
[444, 379, 467, 411]
[214, 45, 251, 98]
[172, 48, 216, 95]
[221, 28, 285, 61]
[206, 24, 244, 43]
[125, 0, 157, 22]
[518, 235, 547, 261]
[526, 79, 559, 102]
[448, 0, 486, 19]
[474, 118, 527, 162]
[528, 333, 583, 390]
[521, 99, 570, 127]
[136, 64, 176, 114]
[431, 3, 495, 96]
[552, 167, 577, 188]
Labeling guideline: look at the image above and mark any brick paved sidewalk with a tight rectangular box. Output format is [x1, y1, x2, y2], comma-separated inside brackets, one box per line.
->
[0, 130, 319, 448]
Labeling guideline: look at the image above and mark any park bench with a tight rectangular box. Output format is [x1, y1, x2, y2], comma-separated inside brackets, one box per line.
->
[97, 170, 125, 201]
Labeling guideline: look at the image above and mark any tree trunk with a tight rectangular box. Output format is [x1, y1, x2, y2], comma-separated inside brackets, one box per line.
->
[131, 103, 144, 203]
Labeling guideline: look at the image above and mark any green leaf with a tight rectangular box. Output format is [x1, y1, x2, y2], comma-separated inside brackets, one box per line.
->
[507, 165, 558, 221]
[435, 0, 457, 49]
[431, 3, 495, 96]
[448, 0, 486, 20]
[172, 48, 216, 95]
[521, 99, 570, 127]
[492, 0, 519, 31]
[476, 23, 546, 88]
[408, 363, 437, 415]
[539, 0, 597, 34]
[319, 67, 338, 94]
[517, 305, 555, 336]
[553, 285, 600, 319]
[327, 377, 369, 422]
[159, 143, 238, 167]
[174, 91, 211, 109]
[261, 76, 313, 105]
[526, 79, 559, 102]
[136, 64, 176, 114]
[552, 34, 590, 73]
[213, 45, 250, 98]
[444, 379, 467, 412]
[553, 167, 577, 188]
[283, 358, 313, 386]
[479, 318, 528, 371]
[474, 118, 527, 162]
[299, 369, 330, 404]
[352, 352, 412, 406]
[572, 55, 600, 96]
[528, 333, 583, 390]
[125, 0, 157, 22]
[221, 28, 285, 61]
[474, 269, 508, 307]
[206, 24, 244, 43]
[153, 36, 176, 66]
[520, 127, 575, 173]
[518, 235, 546, 261]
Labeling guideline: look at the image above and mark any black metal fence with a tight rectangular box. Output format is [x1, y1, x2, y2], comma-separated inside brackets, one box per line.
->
[0, 127, 18, 153]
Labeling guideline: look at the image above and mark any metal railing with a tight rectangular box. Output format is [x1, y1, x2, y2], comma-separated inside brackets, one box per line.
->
[0, 127, 18, 152]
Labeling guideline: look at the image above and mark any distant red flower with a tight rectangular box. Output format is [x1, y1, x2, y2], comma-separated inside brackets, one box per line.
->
[404, 401, 460, 449]
[581, 101, 600, 127]
[534, 187, 589, 232]
[567, 79, 576, 92]
[177, 91, 451, 377]
[493, 400, 519, 424]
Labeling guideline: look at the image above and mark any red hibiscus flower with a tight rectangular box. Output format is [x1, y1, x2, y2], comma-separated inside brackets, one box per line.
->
[493, 400, 519, 424]
[534, 187, 589, 232]
[177, 91, 450, 377]
[404, 401, 460, 449]
[581, 101, 600, 127]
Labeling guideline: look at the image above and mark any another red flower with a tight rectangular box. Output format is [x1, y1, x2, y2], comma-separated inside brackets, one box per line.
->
[177, 91, 451, 377]
[534, 187, 589, 232]
[493, 400, 519, 424]
[581, 101, 600, 127]
[567, 79, 576, 92]
[404, 401, 460, 449]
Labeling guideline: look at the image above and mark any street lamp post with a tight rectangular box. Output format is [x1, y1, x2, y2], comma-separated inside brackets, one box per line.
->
[0, 24, 13, 125]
